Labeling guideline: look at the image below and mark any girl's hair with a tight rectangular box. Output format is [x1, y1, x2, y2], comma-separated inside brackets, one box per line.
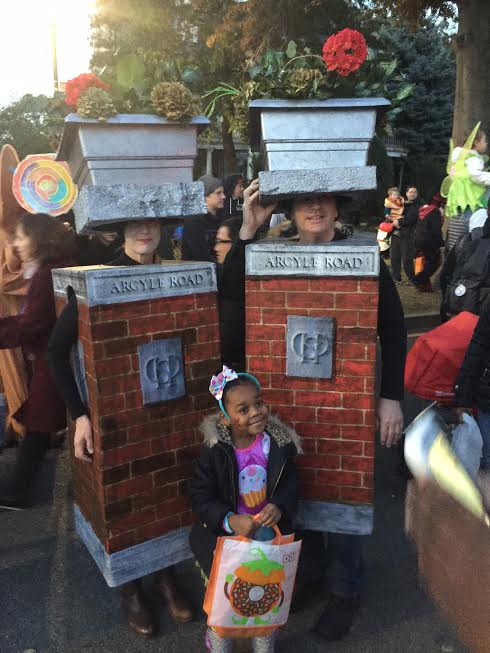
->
[218, 217, 242, 243]
[222, 174, 243, 200]
[19, 213, 77, 263]
[221, 376, 260, 412]
[387, 186, 400, 195]
[473, 129, 487, 146]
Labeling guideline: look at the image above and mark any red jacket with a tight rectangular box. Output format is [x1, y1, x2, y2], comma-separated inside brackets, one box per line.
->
[0, 259, 69, 432]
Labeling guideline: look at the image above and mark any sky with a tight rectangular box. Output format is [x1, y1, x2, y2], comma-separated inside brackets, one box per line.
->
[0, 0, 94, 107]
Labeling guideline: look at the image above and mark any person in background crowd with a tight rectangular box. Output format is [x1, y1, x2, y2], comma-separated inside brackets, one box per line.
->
[76, 229, 122, 266]
[393, 185, 422, 282]
[222, 174, 244, 220]
[440, 205, 490, 320]
[454, 285, 490, 471]
[384, 187, 406, 284]
[445, 127, 490, 253]
[0, 213, 76, 510]
[182, 175, 225, 262]
[224, 181, 406, 642]
[214, 217, 246, 369]
[412, 193, 445, 292]
[47, 218, 192, 638]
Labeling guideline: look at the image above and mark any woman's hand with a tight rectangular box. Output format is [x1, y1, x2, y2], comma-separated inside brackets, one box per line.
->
[255, 503, 282, 527]
[376, 397, 404, 447]
[240, 179, 277, 241]
[74, 414, 94, 462]
[228, 514, 257, 537]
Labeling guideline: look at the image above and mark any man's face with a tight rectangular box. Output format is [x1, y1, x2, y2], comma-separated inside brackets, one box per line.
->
[406, 187, 418, 202]
[206, 186, 225, 214]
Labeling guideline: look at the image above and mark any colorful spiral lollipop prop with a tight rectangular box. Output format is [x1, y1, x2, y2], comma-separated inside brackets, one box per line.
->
[12, 154, 78, 217]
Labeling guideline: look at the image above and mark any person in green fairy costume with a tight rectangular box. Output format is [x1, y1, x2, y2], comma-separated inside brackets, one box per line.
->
[442, 123, 490, 252]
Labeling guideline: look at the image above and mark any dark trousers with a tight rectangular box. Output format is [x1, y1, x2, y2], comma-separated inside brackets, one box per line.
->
[11, 430, 51, 500]
[390, 234, 414, 281]
[296, 530, 363, 598]
[413, 249, 441, 285]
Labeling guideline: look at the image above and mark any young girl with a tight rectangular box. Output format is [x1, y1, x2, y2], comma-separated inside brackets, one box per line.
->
[190, 366, 301, 653]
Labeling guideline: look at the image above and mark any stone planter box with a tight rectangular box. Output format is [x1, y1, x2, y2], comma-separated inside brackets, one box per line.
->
[249, 98, 390, 171]
[56, 113, 209, 187]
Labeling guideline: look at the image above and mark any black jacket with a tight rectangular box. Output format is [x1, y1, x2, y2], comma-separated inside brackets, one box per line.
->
[222, 234, 407, 400]
[182, 213, 222, 262]
[454, 301, 490, 411]
[399, 198, 422, 237]
[414, 208, 444, 252]
[189, 413, 300, 576]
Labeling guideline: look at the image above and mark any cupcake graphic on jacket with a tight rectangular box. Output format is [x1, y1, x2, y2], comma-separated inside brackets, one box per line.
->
[240, 464, 267, 509]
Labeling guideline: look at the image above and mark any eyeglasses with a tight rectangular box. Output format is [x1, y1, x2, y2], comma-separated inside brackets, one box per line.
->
[215, 239, 233, 245]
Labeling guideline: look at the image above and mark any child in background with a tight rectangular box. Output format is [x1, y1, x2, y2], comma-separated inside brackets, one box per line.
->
[190, 366, 301, 653]
[385, 187, 406, 283]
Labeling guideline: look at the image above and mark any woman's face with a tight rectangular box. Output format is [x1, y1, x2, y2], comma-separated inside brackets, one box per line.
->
[214, 226, 233, 264]
[233, 179, 244, 199]
[291, 195, 338, 242]
[124, 220, 160, 257]
[14, 224, 34, 263]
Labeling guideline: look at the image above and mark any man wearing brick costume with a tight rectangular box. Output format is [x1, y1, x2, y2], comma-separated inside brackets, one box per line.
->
[222, 179, 406, 641]
[48, 219, 193, 637]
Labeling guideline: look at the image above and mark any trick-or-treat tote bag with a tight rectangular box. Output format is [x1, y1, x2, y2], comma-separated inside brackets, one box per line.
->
[203, 527, 301, 639]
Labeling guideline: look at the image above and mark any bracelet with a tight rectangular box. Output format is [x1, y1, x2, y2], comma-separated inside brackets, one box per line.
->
[223, 511, 234, 534]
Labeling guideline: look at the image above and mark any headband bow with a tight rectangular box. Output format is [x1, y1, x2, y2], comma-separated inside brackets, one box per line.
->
[209, 365, 261, 418]
[209, 365, 239, 401]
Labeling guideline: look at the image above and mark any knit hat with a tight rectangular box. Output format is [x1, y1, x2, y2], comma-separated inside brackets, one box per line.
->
[198, 175, 222, 197]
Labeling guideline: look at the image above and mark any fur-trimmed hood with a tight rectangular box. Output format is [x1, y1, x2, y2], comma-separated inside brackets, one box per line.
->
[200, 412, 302, 454]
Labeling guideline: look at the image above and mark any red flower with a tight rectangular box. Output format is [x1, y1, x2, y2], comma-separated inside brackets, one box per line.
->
[65, 73, 110, 107]
[322, 29, 368, 77]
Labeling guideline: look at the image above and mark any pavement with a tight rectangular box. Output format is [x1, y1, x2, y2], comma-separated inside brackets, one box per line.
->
[0, 336, 469, 653]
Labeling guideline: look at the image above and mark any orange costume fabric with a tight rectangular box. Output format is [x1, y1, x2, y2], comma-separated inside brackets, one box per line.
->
[0, 145, 29, 442]
[384, 196, 405, 221]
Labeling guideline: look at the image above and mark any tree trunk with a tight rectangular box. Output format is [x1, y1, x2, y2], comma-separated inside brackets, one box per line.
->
[452, 0, 490, 144]
[221, 115, 237, 174]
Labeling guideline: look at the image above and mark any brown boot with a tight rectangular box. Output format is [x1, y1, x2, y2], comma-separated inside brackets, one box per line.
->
[154, 567, 193, 623]
[120, 580, 154, 638]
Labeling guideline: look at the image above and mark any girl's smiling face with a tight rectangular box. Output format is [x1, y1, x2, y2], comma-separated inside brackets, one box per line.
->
[223, 382, 269, 440]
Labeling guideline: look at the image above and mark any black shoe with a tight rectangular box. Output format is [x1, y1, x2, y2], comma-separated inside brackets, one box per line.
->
[314, 593, 360, 641]
[290, 579, 324, 613]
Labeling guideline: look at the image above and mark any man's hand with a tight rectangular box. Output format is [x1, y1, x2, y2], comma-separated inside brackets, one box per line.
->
[74, 414, 94, 462]
[376, 397, 403, 447]
[228, 514, 257, 538]
[255, 503, 282, 527]
[239, 179, 277, 241]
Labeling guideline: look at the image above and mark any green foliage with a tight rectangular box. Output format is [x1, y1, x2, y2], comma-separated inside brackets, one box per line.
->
[0, 93, 68, 157]
[77, 87, 117, 120]
[376, 22, 455, 158]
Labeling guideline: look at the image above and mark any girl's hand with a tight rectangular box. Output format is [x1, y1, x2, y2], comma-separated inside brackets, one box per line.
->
[74, 414, 94, 462]
[229, 514, 257, 537]
[256, 503, 282, 527]
[239, 179, 277, 241]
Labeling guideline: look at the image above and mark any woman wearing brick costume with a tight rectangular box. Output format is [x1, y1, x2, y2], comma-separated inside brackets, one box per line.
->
[0, 213, 76, 510]
[190, 366, 301, 652]
[47, 219, 193, 638]
[223, 179, 406, 641]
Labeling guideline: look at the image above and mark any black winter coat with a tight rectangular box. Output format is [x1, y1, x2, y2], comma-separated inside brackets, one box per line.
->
[414, 208, 444, 252]
[454, 301, 490, 411]
[189, 413, 301, 576]
[398, 198, 422, 237]
[182, 213, 222, 262]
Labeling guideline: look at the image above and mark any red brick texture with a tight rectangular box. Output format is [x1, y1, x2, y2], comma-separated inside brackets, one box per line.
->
[246, 276, 378, 506]
[56, 292, 220, 554]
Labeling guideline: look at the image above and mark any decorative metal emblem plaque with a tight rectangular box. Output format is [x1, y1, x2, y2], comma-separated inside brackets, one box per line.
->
[138, 338, 185, 405]
[286, 316, 334, 379]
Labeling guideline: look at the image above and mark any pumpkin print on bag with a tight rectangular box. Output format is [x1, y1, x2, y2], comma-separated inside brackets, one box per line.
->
[224, 547, 286, 625]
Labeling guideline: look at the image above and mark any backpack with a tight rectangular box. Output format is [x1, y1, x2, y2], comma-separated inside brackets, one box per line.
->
[405, 311, 479, 402]
[444, 235, 490, 316]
